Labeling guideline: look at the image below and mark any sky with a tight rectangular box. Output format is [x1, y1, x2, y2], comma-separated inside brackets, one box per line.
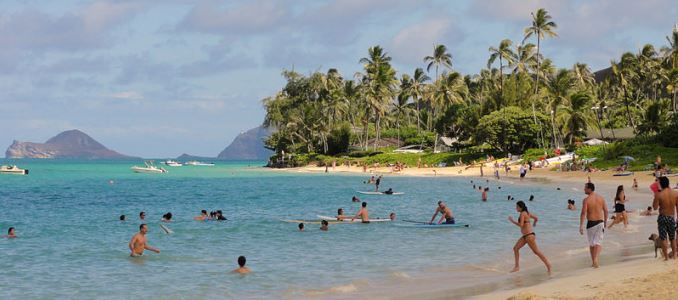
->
[1, 0, 676, 158]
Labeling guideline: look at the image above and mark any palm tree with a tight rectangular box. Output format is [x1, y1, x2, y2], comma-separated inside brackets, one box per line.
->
[402, 68, 430, 133]
[524, 8, 558, 96]
[511, 43, 537, 76]
[487, 39, 515, 97]
[572, 63, 595, 90]
[360, 46, 397, 150]
[424, 44, 453, 80]
[557, 92, 594, 144]
[610, 53, 638, 128]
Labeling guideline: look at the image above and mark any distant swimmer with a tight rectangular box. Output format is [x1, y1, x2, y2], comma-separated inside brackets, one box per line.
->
[129, 224, 160, 257]
[194, 210, 209, 221]
[389, 212, 396, 221]
[351, 202, 370, 223]
[579, 182, 608, 268]
[508, 201, 551, 274]
[430, 201, 455, 224]
[139, 211, 146, 221]
[640, 206, 655, 216]
[529, 195, 534, 202]
[120, 215, 126, 221]
[3, 227, 17, 238]
[216, 210, 227, 221]
[507, 195, 512, 201]
[161, 212, 172, 222]
[232, 256, 251, 274]
[567, 200, 576, 211]
[383, 188, 394, 195]
[298, 223, 304, 231]
[336, 208, 348, 220]
[482, 188, 488, 202]
[352, 196, 361, 203]
[652, 177, 678, 261]
[320, 220, 329, 231]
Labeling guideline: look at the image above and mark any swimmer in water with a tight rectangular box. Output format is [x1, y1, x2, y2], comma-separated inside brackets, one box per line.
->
[120, 215, 126, 221]
[529, 195, 534, 201]
[336, 208, 348, 220]
[482, 188, 488, 202]
[232, 256, 251, 274]
[351, 202, 370, 223]
[193, 210, 209, 221]
[352, 196, 360, 202]
[389, 212, 396, 221]
[161, 212, 172, 222]
[298, 223, 304, 231]
[4, 227, 17, 238]
[320, 220, 329, 231]
[129, 224, 160, 257]
[139, 211, 146, 221]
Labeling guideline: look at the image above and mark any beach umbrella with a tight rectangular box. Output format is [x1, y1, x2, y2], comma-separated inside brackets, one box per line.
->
[583, 138, 608, 146]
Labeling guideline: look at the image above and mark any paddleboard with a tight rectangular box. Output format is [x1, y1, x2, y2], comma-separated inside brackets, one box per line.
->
[396, 222, 470, 228]
[280, 219, 361, 224]
[159, 223, 174, 234]
[356, 191, 405, 195]
[316, 215, 392, 223]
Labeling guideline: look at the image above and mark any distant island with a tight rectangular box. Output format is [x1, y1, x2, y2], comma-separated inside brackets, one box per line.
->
[215, 126, 273, 160]
[5, 130, 137, 159]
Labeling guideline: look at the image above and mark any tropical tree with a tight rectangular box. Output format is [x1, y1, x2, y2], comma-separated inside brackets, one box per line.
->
[557, 91, 594, 144]
[572, 63, 595, 90]
[359, 46, 398, 150]
[487, 39, 515, 97]
[424, 44, 453, 80]
[524, 8, 558, 96]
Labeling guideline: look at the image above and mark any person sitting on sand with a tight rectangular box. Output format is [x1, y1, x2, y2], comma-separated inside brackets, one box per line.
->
[652, 177, 678, 261]
[129, 224, 160, 257]
[161, 212, 172, 222]
[193, 210, 209, 221]
[320, 220, 329, 231]
[640, 206, 655, 216]
[383, 188, 394, 195]
[508, 201, 551, 274]
[608, 185, 628, 229]
[3, 227, 17, 238]
[232, 256, 250, 274]
[430, 201, 455, 224]
[567, 199, 576, 211]
[351, 202, 370, 223]
[298, 223, 304, 231]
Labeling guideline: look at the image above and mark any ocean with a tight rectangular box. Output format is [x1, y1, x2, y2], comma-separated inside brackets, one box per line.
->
[0, 160, 651, 299]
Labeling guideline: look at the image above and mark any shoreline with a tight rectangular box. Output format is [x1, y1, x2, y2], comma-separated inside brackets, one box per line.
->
[268, 164, 669, 299]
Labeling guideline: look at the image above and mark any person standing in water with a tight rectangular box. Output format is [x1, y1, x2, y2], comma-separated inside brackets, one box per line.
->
[129, 224, 160, 257]
[508, 201, 551, 274]
[652, 177, 678, 261]
[579, 182, 608, 268]
[351, 202, 370, 223]
[430, 201, 455, 224]
[482, 187, 488, 202]
[3, 227, 17, 238]
[232, 256, 251, 274]
[375, 176, 382, 192]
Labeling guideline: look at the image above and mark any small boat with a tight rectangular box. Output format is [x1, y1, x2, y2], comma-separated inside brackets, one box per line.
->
[131, 161, 167, 174]
[0, 165, 29, 175]
[184, 161, 215, 166]
[163, 160, 183, 167]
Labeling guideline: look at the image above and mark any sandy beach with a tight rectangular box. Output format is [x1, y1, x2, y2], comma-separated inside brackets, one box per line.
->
[272, 163, 676, 299]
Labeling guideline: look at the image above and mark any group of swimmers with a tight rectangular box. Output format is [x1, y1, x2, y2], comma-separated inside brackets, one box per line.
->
[119, 210, 228, 222]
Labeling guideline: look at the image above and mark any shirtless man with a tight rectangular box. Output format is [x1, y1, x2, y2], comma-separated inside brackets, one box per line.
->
[351, 202, 369, 223]
[193, 210, 209, 221]
[129, 224, 160, 257]
[232, 256, 251, 274]
[579, 182, 608, 268]
[430, 201, 455, 224]
[652, 177, 678, 260]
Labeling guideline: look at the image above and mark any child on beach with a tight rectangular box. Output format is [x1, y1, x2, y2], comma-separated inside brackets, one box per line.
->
[508, 201, 551, 274]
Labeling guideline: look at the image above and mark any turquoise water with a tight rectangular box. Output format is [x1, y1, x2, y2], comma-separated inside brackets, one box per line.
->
[0, 160, 631, 298]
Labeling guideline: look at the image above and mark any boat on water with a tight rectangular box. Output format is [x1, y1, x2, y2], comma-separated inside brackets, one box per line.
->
[184, 161, 215, 166]
[0, 165, 29, 175]
[163, 160, 183, 167]
[131, 161, 167, 174]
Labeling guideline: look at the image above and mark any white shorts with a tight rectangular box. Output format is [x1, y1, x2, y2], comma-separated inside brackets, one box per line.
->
[586, 222, 604, 246]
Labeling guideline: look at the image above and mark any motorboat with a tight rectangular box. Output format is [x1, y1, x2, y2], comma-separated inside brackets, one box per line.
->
[131, 161, 167, 174]
[0, 165, 28, 175]
[184, 161, 215, 166]
[163, 160, 183, 167]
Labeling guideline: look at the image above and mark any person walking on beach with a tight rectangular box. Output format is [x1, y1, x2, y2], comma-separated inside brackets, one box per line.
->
[508, 201, 551, 274]
[232, 256, 251, 274]
[579, 182, 608, 268]
[430, 201, 455, 224]
[129, 224, 160, 257]
[351, 202, 370, 223]
[652, 177, 678, 260]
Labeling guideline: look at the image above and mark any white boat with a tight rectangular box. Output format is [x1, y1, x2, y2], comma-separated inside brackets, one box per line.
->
[131, 161, 167, 174]
[0, 165, 28, 175]
[163, 160, 183, 167]
[184, 161, 215, 166]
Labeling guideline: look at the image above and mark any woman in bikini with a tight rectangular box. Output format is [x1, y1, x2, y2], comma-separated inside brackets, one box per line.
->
[608, 185, 628, 229]
[508, 201, 551, 274]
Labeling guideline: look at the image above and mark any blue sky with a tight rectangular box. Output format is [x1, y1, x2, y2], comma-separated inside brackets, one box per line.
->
[1, 0, 676, 158]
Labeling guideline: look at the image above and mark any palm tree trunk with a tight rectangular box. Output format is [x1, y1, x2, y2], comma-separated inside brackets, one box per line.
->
[623, 89, 635, 129]
[499, 57, 504, 101]
[416, 96, 421, 134]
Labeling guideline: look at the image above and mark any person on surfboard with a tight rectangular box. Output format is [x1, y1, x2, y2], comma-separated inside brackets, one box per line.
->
[375, 176, 382, 191]
[336, 208, 348, 220]
[430, 201, 455, 224]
